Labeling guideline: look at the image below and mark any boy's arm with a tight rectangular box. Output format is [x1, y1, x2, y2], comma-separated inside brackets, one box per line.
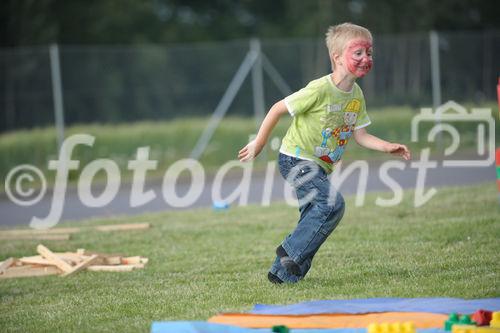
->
[238, 100, 288, 162]
[353, 127, 411, 160]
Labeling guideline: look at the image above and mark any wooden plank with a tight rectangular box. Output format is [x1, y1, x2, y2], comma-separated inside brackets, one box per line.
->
[121, 256, 148, 265]
[55, 254, 84, 265]
[61, 255, 99, 277]
[0, 265, 61, 279]
[0, 227, 80, 236]
[0, 258, 15, 274]
[94, 223, 150, 232]
[90, 256, 121, 265]
[103, 256, 122, 265]
[87, 265, 136, 272]
[78, 251, 120, 264]
[36, 244, 73, 273]
[19, 256, 53, 266]
[3, 265, 34, 273]
[18, 255, 78, 266]
[121, 256, 140, 264]
[0, 234, 70, 241]
[54, 252, 86, 260]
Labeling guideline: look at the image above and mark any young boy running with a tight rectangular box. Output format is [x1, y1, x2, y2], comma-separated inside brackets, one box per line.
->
[238, 23, 411, 283]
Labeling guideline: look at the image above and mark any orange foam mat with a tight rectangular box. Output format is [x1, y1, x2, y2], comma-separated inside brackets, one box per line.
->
[208, 312, 448, 329]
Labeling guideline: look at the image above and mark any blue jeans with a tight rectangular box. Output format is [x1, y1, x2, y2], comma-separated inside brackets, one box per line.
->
[269, 153, 345, 283]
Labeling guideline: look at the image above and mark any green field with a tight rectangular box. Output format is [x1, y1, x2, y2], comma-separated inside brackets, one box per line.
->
[1, 104, 498, 193]
[0, 182, 498, 332]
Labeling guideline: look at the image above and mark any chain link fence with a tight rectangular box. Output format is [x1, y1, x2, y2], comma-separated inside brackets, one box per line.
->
[1, 30, 499, 133]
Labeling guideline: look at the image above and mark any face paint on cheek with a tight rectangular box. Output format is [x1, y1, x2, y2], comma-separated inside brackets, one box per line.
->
[344, 40, 373, 77]
[346, 56, 373, 77]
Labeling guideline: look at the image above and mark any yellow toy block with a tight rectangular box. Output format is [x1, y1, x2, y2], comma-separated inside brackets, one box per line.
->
[453, 325, 478, 333]
[367, 322, 416, 333]
[452, 325, 500, 333]
[491, 312, 500, 328]
[477, 328, 500, 333]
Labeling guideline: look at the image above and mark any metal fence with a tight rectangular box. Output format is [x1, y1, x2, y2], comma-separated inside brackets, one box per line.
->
[1, 30, 499, 133]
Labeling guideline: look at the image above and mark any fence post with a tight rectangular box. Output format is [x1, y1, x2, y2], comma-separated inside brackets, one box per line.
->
[250, 38, 265, 128]
[429, 31, 442, 149]
[49, 43, 65, 151]
[429, 31, 442, 108]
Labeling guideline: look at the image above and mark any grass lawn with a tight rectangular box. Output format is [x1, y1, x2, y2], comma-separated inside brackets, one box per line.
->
[0, 182, 499, 332]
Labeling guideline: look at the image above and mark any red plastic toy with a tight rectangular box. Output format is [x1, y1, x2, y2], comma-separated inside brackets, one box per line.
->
[471, 309, 492, 326]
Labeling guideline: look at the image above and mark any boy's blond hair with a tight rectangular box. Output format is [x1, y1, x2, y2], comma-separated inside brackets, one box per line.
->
[325, 23, 372, 69]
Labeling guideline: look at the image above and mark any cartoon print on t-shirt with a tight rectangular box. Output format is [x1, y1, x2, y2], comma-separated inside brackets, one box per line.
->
[314, 127, 333, 159]
[314, 99, 361, 164]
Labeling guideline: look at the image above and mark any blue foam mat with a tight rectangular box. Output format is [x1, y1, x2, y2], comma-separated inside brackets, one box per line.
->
[251, 297, 500, 315]
[151, 322, 447, 333]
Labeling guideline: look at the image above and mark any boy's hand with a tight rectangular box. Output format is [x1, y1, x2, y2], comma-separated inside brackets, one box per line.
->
[386, 143, 411, 160]
[238, 140, 263, 162]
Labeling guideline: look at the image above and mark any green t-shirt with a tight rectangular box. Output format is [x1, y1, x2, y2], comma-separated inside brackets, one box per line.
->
[280, 74, 371, 174]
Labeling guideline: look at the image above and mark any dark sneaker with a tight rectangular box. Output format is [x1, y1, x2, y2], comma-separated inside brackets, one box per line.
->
[267, 272, 283, 284]
[276, 245, 301, 276]
[279, 256, 301, 276]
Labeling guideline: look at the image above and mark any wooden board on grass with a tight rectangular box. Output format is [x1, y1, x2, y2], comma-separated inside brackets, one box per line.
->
[19, 256, 53, 266]
[82, 251, 124, 265]
[61, 255, 99, 277]
[0, 265, 61, 279]
[103, 256, 122, 265]
[121, 256, 149, 265]
[36, 244, 74, 273]
[94, 223, 150, 232]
